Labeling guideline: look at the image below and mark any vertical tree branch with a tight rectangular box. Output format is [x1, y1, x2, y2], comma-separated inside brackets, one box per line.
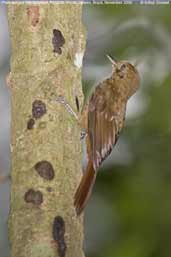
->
[8, 4, 86, 257]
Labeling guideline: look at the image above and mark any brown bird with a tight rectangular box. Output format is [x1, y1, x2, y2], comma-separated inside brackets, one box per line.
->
[74, 55, 140, 215]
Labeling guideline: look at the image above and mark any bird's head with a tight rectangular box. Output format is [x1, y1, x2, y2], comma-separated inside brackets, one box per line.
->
[107, 55, 140, 98]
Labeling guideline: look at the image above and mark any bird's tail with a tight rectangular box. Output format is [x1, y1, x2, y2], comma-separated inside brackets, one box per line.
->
[74, 160, 96, 215]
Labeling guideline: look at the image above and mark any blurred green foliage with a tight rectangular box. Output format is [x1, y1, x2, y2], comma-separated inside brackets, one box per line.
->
[83, 5, 171, 257]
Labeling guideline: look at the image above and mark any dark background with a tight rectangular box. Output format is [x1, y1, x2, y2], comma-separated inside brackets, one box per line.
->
[0, 4, 171, 257]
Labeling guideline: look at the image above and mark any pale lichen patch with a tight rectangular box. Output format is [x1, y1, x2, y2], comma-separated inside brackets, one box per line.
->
[74, 52, 84, 69]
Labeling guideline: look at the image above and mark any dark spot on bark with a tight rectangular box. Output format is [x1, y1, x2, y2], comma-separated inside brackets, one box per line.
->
[47, 187, 53, 192]
[52, 216, 67, 257]
[32, 100, 46, 119]
[27, 118, 35, 130]
[75, 96, 79, 112]
[24, 189, 43, 205]
[53, 216, 65, 240]
[52, 29, 65, 55]
[34, 161, 55, 180]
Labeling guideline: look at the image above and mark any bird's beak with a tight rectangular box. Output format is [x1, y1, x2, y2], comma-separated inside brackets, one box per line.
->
[106, 54, 117, 66]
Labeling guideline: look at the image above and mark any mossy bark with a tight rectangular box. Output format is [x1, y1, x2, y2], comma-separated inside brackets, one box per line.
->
[8, 4, 86, 257]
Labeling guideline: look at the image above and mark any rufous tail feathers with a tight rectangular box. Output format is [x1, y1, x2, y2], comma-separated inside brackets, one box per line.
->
[74, 160, 96, 215]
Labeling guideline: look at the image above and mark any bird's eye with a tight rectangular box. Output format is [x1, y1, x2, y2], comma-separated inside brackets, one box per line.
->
[120, 64, 126, 70]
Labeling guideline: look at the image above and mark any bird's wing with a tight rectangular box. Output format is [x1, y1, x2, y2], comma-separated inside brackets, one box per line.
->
[88, 85, 125, 171]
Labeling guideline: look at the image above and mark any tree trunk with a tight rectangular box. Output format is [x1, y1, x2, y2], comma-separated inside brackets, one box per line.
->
[7, 4, 86, 257]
